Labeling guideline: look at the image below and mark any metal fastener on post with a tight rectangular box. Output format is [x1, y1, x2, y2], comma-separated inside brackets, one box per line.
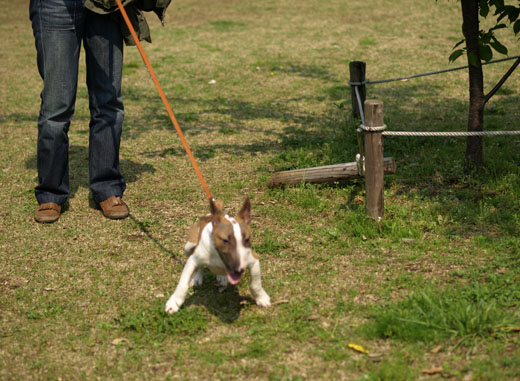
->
[349, 61, 366, 120]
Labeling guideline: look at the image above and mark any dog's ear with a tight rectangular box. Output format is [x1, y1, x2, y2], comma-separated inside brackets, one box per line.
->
[210, 198, 225, 213]
[209, 198, 224, 224]
[238, 198, 251, 225]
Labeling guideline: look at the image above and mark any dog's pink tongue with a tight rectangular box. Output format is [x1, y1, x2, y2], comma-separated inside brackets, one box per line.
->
[227, 272, 241, 285]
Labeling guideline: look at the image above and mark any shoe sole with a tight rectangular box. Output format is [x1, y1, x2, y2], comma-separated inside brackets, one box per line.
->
[102, 212, 129, 220]
[35, 216, 60, 223]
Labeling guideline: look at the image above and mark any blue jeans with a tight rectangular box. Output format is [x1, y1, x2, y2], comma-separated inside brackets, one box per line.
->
[30, 0, 126, 205]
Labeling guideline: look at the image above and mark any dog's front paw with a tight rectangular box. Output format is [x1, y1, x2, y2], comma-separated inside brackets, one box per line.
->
[216, 275, 228, 287]
[255, 292, 271, 308]
[165, 296, 180, 314]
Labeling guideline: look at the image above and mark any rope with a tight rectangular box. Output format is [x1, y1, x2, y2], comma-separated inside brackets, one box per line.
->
[382, 130, 520, 137]
[362, 55, 520, 85]
[358, 125, 520, 137]
[352, 73, 520, 138]
[359, 124, 387, 132]
[115, 0, 212, 200]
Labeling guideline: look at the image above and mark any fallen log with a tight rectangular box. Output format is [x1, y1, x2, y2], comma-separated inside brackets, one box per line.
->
[267, 157, 396, 187]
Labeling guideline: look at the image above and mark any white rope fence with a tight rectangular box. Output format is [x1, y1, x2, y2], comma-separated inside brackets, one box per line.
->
[382, 130, 520, 137]
[351, 55, 520, 137]
[358, 126, 520, 137]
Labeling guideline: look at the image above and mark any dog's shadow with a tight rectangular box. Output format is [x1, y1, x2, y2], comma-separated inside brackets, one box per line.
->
[182, 270, 255, 324]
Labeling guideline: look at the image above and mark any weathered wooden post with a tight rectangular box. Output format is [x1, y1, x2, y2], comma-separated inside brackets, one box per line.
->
[266, 158, 396, 187]
[363, 100, 385, 220]
[349, 61, 366, 119]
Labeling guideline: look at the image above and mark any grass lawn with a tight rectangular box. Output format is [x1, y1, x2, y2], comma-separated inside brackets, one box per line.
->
[1, 0, 519, 379]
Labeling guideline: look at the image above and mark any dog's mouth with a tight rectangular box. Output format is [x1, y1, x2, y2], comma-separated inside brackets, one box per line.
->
[227, 271, 242, 285]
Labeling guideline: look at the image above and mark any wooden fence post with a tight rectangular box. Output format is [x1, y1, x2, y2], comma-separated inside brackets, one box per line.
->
[349, 61, 366, 119]
[364, 100, 385, 220]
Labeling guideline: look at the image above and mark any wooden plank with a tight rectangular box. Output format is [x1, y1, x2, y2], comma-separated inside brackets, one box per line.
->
[364, 100, 385, 220]
[266, 157, 396, 187]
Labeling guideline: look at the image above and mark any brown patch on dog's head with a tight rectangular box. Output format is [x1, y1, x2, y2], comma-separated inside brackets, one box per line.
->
[209, 199, 241, 280]
[235, 198, 252, 249]
[208, 198, 253, 285]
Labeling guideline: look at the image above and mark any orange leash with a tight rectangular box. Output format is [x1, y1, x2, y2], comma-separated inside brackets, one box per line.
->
[115, 0, 212, 200]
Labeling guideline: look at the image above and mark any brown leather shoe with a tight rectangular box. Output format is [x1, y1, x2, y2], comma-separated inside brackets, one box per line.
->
[98, 196, 129, 220]
[35, 202, 61, 223]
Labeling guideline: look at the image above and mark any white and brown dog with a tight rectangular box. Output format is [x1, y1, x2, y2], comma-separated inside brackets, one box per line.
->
[165, 198, 271, 313]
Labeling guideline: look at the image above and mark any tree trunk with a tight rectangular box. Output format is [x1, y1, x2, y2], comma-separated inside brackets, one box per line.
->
[461, 0, 485, 169]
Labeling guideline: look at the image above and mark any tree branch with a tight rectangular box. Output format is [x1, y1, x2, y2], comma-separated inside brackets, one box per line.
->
[484, 57, 520, 105]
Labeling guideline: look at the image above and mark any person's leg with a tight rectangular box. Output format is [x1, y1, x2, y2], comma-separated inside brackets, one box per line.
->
[30, 0, 85, 206]
[84, 10, 126, 204]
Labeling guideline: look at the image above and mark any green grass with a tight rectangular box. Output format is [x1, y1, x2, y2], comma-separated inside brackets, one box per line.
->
[109, 302, 209, 343]
[1, 0, 520, 379]
[361, 282, 519, 343]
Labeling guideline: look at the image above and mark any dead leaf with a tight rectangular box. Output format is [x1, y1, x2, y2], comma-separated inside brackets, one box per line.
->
[430, 345, 443, 354]
[421, 367, 443, 375]
[111, 338, 128, 346]
[348, 343, 369, 354]
[501, 326, 520, 332]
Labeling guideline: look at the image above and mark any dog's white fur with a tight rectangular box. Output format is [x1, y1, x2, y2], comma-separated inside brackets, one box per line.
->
[165, 199, 270, 313]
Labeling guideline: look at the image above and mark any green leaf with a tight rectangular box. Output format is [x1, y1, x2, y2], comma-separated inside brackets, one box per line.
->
[490, 0, 505, 9]
[449, 49, 464, 63]
[479, 44, 493, 62]
[489, 23, 507, 31]
[514, 20, 520, 35]
[490, 38, 508, 55]
[497, 11, 508, 23]
[453, 39, 466, 49]
[510, 8, 520, 23]
[479, 1, 489, 17]
[480, 31, 492, 44]
[468, 52, 479, 67]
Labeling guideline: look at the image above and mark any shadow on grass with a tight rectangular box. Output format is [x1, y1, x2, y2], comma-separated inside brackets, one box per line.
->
[129, 213, 185, 265]
[183, 276, 254, 324]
